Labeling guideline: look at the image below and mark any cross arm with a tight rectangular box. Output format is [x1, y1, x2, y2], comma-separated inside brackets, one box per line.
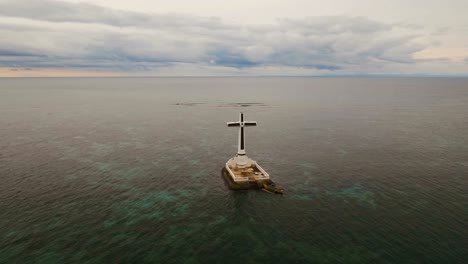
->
[227, 122, 240, 127]
[243, 121, 257, 126]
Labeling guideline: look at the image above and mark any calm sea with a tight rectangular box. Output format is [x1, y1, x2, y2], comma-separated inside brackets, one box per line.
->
[0, 77, 466, 263]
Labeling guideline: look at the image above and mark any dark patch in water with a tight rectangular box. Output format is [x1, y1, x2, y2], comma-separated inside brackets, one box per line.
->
[218, 102, 269, 107]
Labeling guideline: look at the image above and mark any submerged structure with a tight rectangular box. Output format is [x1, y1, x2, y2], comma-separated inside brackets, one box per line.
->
[222, 112, 276, 190]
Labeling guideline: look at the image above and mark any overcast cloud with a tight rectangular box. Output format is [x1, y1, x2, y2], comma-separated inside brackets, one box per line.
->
[0, 0, 467, 76]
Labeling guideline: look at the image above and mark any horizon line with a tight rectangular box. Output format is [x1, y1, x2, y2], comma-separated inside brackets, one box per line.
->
[1, 75, 468, 78]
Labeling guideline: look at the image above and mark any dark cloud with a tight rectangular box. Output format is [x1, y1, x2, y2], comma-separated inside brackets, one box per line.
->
[0, 49, 43, 57]
[209, 51, 258, 68]
[0, 0, 430, 74]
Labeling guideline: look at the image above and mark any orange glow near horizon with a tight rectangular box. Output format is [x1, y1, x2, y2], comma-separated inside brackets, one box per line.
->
[413, 48, 468, 61]
[0, 68, 124, 77]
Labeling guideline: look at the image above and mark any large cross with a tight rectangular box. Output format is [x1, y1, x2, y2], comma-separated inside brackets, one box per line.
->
[227, 112, 257, 156]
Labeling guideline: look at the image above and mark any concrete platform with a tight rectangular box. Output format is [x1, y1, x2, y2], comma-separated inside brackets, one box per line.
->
[221, 167, 273, 190]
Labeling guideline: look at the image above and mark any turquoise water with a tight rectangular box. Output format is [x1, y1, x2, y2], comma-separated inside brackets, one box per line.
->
[0, 77, 466, 263]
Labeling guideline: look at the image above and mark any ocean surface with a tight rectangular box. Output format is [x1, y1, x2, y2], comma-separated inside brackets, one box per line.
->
[0, 77, 466, 263]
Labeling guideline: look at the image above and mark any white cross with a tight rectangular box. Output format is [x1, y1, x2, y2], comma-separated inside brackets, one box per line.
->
[227, 112, 257, 155]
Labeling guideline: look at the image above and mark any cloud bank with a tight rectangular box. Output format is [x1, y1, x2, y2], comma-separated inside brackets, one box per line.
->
[0, 0, 466, 76]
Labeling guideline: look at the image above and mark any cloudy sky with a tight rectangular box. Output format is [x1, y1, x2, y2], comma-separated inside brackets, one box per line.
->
[0, 0, 467, 76]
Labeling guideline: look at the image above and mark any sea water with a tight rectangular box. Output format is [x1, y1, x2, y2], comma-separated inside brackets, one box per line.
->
[0, 77, 466, 263]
